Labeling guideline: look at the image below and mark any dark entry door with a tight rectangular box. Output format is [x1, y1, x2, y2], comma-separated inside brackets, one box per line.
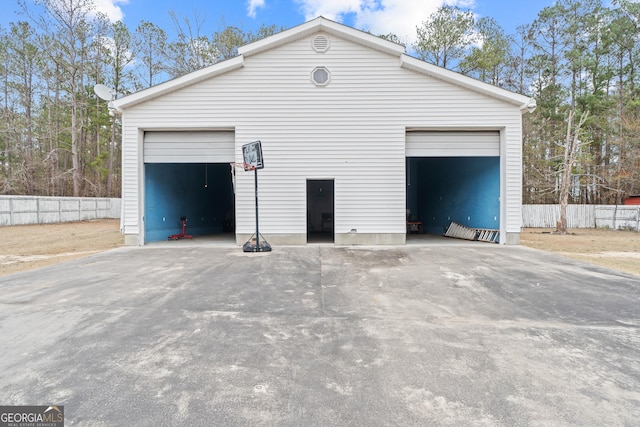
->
[307, 180, 334, 243]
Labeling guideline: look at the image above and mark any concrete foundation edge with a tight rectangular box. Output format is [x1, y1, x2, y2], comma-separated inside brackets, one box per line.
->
[124, 234, 140, 246]
[236, 234, 306, 246]
[505, 232, 520, 245]
[236, 233, 405, 246]
[336, 233, 405, 245]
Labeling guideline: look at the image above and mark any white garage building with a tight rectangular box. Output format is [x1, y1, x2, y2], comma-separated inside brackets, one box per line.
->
[112, 17, 535, 246]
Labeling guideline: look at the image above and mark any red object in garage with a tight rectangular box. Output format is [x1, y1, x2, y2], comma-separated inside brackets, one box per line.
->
[168, 216, 193, 240]
[624, 196, 640, 205]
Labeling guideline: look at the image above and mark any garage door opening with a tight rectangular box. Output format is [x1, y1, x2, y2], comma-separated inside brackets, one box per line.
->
[307, 180, 334, 243]
[406, 157, 500, 238]
[144, 163, 234, 242]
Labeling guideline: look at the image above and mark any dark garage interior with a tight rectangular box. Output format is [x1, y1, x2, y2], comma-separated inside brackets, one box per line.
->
[144, 163, 234, 242]
[406, 157, 500, 236]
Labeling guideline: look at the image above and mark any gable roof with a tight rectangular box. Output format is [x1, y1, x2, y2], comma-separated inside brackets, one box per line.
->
[111, 16, 535, 113]
[238, 16, 405, 58]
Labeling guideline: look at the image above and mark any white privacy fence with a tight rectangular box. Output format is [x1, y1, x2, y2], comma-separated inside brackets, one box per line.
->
[0, 196, 121, 226]
[1, 198, 638, 231]
[523, 204, 640, 231]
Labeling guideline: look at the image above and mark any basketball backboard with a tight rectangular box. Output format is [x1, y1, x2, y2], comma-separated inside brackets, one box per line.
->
[242, 140, 264, 170]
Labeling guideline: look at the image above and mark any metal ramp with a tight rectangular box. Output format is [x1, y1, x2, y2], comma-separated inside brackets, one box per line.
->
[444, 221, 499, 243]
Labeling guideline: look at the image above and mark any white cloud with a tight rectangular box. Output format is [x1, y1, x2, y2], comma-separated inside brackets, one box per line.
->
[294, 0, 476, 45]
[248, 0, 266, 18]
[295, 0, 362, 22]
[93, 0, 128, 22]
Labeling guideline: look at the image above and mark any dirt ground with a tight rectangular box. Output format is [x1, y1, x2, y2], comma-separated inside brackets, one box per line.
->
[521, 228, 640, 277]
[0, 219, 123, 276]
[1, 221, 639, 277]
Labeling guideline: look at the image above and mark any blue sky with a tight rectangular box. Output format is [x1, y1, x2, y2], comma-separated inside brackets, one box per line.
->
[2, 0, 557, 44]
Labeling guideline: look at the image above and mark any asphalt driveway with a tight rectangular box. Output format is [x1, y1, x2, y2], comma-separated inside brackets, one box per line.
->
[0, 242, 639, 426]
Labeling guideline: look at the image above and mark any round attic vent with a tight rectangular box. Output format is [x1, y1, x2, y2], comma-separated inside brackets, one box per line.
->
[312, 35, 330, 52]
[311, 67, 330, 86]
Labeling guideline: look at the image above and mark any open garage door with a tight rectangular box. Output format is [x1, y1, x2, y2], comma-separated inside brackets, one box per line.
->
[144, 131, 234, 162]
[143, 131, 235, 242]
[406, 131, 500, 240]
[406, 131, 499, 157]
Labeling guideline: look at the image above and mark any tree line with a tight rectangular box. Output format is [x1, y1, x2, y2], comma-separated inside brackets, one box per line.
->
[413, 0, 640, 206]
[1, 0, 639, 205]
[0, 0, 282, 197]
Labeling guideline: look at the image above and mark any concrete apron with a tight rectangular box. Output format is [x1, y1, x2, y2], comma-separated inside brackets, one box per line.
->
[0, 244, 639, 426]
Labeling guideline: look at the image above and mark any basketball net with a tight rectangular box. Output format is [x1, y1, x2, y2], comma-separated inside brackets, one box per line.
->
[230, 162, 255, 193]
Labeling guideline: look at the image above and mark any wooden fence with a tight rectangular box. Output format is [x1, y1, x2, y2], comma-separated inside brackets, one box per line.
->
[0, 196, 121, 226]
[523, 204, 640, 231]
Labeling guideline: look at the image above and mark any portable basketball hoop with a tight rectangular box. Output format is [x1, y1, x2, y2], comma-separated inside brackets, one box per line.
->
[230, 141, 271, 252]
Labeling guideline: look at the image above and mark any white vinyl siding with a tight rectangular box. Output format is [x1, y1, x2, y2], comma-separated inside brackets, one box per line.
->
[117, 27, 526, 244]
[120, 119, 140, 237]
[143, 131, 234, 163]
[406, 131, 500, 157]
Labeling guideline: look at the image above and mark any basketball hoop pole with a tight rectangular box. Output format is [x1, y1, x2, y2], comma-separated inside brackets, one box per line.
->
[254, 168, 260, 250]
[242, 167, 271, 252]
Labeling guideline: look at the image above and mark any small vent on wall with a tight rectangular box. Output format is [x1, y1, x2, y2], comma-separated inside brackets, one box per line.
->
[311, 67, 330, 86]
[312, 35, 330, 52]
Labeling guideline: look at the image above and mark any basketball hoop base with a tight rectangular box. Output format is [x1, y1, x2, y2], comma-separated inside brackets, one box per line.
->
[243, 233, 272, 252]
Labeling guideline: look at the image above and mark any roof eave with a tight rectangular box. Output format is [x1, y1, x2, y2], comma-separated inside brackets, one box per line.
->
[400, 55, 536, 113]
[111, 55, 245, 111]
